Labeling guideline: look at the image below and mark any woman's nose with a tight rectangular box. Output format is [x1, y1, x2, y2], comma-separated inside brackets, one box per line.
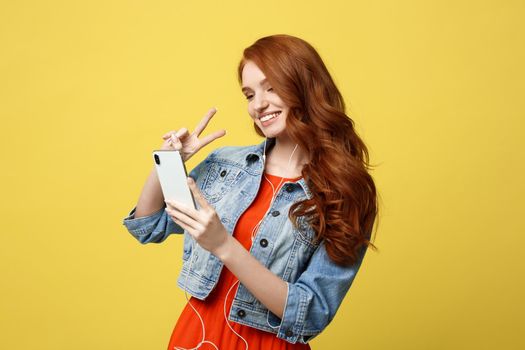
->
[254, 94, 269, 111]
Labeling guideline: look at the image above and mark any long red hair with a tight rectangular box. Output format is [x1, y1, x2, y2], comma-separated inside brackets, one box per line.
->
[238, 34, 379, 266]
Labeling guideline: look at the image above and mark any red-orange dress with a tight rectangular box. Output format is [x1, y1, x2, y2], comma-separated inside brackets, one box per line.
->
[167, 172, 311, 350]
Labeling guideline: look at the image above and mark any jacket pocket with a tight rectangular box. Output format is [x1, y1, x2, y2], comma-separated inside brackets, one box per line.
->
[202, 163, 244, 204]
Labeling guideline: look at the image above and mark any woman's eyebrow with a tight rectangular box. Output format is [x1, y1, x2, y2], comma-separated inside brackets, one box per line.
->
[242, 78, 269, 93]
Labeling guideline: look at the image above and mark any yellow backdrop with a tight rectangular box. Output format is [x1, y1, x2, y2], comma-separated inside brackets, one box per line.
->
[1, 0, 523, 349]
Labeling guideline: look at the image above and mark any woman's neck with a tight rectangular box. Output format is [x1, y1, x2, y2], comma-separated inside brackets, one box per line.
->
[264, 137, 309, 178]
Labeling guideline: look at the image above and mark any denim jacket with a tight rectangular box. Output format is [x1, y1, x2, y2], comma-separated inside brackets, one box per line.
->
[122, 138, 368, 344]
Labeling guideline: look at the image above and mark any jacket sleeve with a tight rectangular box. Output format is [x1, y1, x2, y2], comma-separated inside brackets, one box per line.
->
[276, 241, 369, 344]
[121, 149, 216, 244]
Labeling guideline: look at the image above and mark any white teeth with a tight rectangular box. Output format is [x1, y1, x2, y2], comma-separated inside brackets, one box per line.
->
[260, 111, 281, 122]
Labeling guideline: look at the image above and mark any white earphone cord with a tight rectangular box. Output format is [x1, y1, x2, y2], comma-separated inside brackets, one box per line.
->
[174, 139, 299, 350]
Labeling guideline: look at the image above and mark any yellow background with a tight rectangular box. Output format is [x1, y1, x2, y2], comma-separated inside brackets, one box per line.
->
[1, 0, 523, 349]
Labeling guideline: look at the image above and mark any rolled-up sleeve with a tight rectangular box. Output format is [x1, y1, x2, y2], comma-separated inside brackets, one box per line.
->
[122, 206, 183, 244]
[121, 148, 218, 244]
[276, 241, 369, 344]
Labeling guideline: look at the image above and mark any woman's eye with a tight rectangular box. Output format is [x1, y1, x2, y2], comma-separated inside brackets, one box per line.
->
[244, 88, 271, 100]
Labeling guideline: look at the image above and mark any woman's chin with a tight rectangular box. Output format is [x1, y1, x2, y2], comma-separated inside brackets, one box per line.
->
[259, 125, 287, 139]
[254, 121, 288, 139]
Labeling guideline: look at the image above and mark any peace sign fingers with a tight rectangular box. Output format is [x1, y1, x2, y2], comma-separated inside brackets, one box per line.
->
[193, 107, 218, 137]
[199, 129, 226, 149]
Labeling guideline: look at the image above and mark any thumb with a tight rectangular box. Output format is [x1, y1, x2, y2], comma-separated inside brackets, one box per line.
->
[176, 128, 190, 141]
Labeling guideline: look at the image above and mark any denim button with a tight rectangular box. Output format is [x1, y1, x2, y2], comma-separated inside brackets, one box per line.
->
[260, 238, 268, 247]
[285, 329, 293, 337]
[237, 309, 246, 318]
[220, 170, 227, 177]
[271, 210, 280, 217]
[285, 185, 294, 193]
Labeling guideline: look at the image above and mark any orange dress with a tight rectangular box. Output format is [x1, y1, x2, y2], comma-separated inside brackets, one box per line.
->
[167, 172, 311, 350]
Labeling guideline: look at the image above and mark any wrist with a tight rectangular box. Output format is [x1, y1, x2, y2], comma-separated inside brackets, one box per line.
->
[213, 234, 234, 262]
[183, 152, 193, 162]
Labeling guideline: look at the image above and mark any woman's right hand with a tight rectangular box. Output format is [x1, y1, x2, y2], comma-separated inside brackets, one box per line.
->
[160, 107, 226, 162]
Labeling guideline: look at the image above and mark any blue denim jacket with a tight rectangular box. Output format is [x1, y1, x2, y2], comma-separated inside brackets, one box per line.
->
[122, 138, 368, 344]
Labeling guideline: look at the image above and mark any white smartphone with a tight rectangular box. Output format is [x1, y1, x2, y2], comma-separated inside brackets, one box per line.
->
[152, 150, 197, 209]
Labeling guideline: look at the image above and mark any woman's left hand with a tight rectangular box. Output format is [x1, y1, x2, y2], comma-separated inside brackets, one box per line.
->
[165, 178, 230, 257]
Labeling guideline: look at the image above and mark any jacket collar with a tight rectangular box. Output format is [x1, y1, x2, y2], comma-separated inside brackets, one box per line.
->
[244, 137, 274, 163]
[245, 138, 313, 200]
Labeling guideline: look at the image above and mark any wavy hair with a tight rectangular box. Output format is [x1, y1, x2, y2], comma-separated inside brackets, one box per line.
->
[237, 34, 379, 266]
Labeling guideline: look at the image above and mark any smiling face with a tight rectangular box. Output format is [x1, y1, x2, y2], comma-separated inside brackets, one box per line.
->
[241, 60, 290, 139]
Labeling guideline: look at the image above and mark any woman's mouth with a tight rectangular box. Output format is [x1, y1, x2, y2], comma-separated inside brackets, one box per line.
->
[259, 111, 281, 125]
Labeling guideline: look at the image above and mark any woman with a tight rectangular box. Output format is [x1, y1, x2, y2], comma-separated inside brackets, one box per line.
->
[122, 34, 378, 349]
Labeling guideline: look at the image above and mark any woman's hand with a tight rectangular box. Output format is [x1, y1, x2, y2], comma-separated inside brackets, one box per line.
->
[160, 107, 226, 162]
[164, 177, 231, 258]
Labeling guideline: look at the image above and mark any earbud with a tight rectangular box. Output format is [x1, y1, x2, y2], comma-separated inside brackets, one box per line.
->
[263, 138, 267, 163]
